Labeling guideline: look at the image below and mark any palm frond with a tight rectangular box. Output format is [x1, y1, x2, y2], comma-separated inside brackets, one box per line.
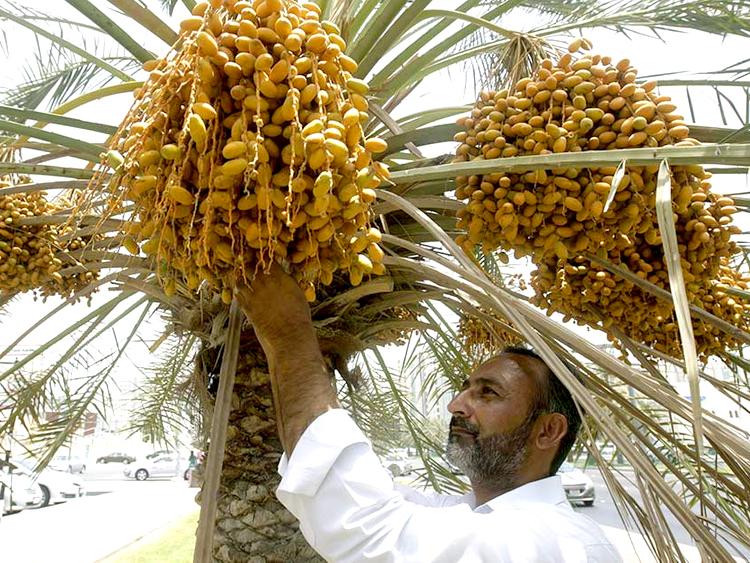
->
[106, 0, 178, 47]
[368, 0, 487, 88]
[419, 301, 473, 392]
[126, 333, 201, 447]
[450, 6, 557, 95]
[0, 162, 99, 179]
[0, 295, 154, 469]
[388, 143, 750, 184]
[0, 118, 104, 160]
[524, 0, 750, 38]
[65, 0, 154, 63]
[0, 2, 105, 33]
[0, 4, 134, 84]
[0, 291, 143, 382]
[355, 338, 467, 494]
[0, 53, 138, 111]
[0, 350, 113, 458]
[410, 1, 750, 91]
[156, 0, 182, 16]
[471, 32, 554, 94]
[370, 3, 520, 100]
[0, 104, 118, 135]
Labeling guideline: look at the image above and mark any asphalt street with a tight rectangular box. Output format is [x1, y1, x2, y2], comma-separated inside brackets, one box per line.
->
[584, 469, 748, 562]
[581, 470, 693, 543]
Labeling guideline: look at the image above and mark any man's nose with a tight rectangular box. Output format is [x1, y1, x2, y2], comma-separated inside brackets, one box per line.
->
[448, 389, 471, 417]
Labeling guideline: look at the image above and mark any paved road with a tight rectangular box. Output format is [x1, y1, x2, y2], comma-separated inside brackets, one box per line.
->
[581, 469, 748, 562]
[0, 463, 198, 563]
[579, 469, 693, 543]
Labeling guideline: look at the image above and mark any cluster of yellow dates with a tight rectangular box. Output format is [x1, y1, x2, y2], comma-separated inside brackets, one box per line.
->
[0, 177, 95, 299]
[454, 40, 749, 358]
[110, 0, 388, 303]
[458, 310, 522, 357]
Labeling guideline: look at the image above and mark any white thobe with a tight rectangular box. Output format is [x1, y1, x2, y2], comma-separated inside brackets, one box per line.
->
[277, 409, 622, 562]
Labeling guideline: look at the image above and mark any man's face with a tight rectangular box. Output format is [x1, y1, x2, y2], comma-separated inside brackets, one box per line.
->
[445, 354, 543, 488]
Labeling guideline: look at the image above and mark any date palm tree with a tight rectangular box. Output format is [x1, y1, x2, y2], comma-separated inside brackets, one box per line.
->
[1, 1, 749, 561]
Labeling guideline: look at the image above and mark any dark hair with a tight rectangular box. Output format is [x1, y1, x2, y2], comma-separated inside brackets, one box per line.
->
[502, 345, 583, 476]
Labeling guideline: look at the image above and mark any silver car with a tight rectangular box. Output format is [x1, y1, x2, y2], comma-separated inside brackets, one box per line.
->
[558, 462, 595, 506]
[50, 454, 87, 474]
[123, 453, 181, 481]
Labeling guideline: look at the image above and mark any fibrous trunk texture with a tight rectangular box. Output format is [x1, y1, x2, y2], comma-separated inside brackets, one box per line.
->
[206, 354, 322, 562]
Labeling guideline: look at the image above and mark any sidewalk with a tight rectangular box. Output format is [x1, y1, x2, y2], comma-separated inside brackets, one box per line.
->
[99, 509, 199, 562]
[0, 480, 198, 563]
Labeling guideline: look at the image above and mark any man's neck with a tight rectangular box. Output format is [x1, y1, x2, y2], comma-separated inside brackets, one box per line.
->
[472, 484, 512, 507]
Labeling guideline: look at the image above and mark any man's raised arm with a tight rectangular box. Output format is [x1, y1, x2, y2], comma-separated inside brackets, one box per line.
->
[235, 264, 339, 454]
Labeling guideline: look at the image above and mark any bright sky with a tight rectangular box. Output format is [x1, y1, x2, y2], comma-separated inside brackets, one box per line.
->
[1, 2, 748, 415]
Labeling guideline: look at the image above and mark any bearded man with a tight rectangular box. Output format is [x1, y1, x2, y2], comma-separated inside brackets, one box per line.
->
[237, 266, 621, 562]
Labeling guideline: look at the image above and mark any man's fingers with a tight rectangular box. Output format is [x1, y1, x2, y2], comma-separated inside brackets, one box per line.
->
[234, 263, 281, 297]
[233, 262, 312, 341]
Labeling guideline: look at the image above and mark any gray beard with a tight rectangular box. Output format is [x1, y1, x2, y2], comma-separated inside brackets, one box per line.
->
[445, 417, 535, 492]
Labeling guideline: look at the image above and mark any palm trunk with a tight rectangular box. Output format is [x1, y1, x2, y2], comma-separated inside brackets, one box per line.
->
[207, 350, 322, 563]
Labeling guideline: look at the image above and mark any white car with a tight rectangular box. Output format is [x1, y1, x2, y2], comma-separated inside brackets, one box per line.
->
[123, 453, 182, 481]
[13, 459, 85, 507]
[1, 469, 43, 514]
[50, 454, 87, 474]
[557, 462, 595, 506]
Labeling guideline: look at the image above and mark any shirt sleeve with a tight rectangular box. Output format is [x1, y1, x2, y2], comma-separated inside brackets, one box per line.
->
[276, 409, 577, 563]
[393, 483, 471, 508]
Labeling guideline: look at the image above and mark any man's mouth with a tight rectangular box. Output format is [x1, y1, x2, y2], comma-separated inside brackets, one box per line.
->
[449, 416, 479, 441]
[449, 425, 478, 439]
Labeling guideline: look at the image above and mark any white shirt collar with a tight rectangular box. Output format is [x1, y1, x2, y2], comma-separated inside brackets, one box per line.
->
[472, 475, 570, 513]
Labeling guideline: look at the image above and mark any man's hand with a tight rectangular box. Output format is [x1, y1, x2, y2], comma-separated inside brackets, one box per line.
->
[235, 263, 313, 358]
[235, 263, 339, 455]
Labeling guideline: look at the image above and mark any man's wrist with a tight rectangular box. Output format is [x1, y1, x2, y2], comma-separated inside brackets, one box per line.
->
[252, 318, 318, 360]
[264, 336, 322, 368]
[271, 354, 339, 453]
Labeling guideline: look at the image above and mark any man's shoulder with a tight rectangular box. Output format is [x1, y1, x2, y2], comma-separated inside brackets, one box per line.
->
[482, 503, 620, 561]
[503, 498, 607, 536]
[480, 480, 616, 557]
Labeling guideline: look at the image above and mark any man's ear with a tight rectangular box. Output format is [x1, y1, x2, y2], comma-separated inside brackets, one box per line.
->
[534, 412, 568, 451]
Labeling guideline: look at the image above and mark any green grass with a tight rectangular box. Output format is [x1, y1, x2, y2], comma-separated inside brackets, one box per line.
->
[102, 510, 199, 563]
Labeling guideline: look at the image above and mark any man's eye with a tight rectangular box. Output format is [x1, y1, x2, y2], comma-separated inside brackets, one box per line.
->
[481, 386, 497, 396]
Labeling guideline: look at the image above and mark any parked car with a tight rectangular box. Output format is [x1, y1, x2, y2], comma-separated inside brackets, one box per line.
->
[50, 454, 87, 474]
[13, 459, 85, 507]
[557, 462, 595, 506]
[96, 452, 135, 464]
[143, 450, 194, 479]
[146, 449, 173, 460]
[0, 468, 43, 514]
[380, 452, 414, 477]
[123, 453, 181, 481]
